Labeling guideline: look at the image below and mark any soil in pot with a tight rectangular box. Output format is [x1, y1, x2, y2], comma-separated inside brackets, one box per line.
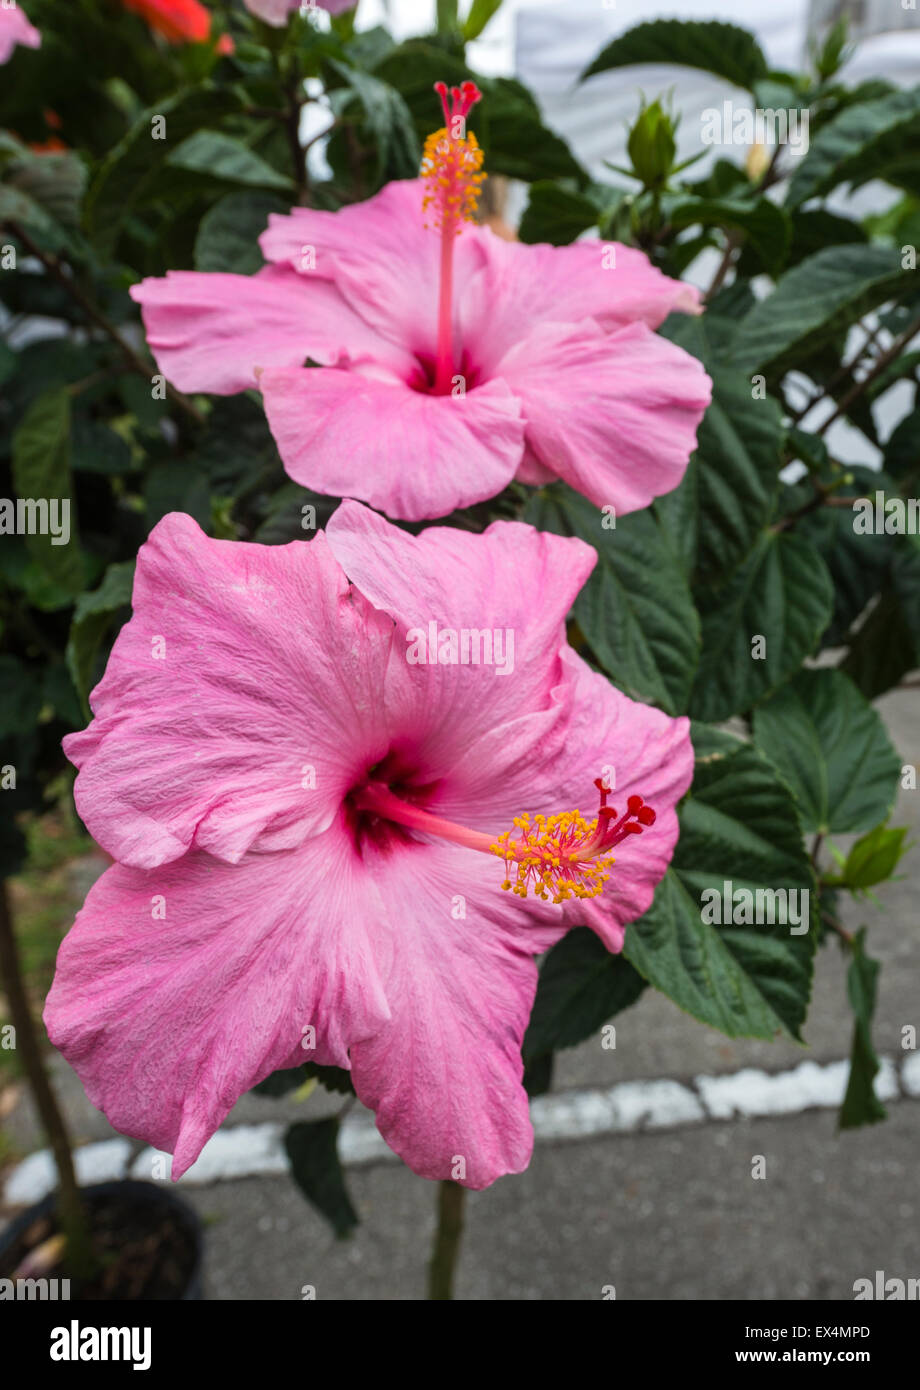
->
[0, 1183, 199, 1299]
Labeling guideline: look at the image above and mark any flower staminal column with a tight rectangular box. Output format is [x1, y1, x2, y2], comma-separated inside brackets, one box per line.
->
[421, 81, 485, 396]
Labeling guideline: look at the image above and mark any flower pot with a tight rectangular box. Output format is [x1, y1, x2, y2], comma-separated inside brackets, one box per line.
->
[0, 1179, 203, 1300]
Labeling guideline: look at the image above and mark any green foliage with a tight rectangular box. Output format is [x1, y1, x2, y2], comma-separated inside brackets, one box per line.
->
[580, 19, 768, 92]
[752, 670, 900, 834]
[284, 1117, 359, 1238]
[839, 929, 887, 1129]
[624, 727, 816, 1042]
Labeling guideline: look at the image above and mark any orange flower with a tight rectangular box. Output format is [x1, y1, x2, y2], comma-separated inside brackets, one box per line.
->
[121, 0, 212, 45]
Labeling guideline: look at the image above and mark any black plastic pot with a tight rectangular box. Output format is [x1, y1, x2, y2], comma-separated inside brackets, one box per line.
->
[0, 1178, 203, 1300]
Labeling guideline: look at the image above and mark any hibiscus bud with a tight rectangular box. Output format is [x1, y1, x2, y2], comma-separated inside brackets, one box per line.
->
[626, 99, 678, 193]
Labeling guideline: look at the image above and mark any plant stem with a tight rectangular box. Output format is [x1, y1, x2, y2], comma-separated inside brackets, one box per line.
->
[821, 908, 854, 947]
[0, 879, 96, 1281]
[427, 1180, 466, 1300]
[704, 230, 741, 301]
[816, 310, 920, 436]
[285, 90, 309, 204]
[2, 220, 204, 425]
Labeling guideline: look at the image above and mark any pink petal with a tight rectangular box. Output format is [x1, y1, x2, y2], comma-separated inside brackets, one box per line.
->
[245, 0, 354, 18]
[554, 649, 694, 952]
[0, 6, 40, 64]
[496, 319, 712, 512]
[44, 832, 390, 1179]
[260, 179, 491, 359]
[325, 500, 596, 763]
[259, 366, 524, 521]
[65, 513, 411, 868]
[349, 840, 563, 1188]
[463, 236, 702, 375]
[130, 263, 412, 395]
[242, 0, 300, 22]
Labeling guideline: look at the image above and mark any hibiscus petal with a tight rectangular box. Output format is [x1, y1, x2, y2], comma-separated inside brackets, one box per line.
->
[325, 500, 596, 770]
[260, 179, 490, 358]
[0, 6, 41, 63]
[350, 841, 562, 1188]
[554, 650, 694, 952]
[65, 513, 410, 868]
[496, 319, 712, 512]
[260, 366, 524, 521]
[462, 236, 702, 374]
[44, 832, 390, 1179]
[130, 264, 412, 395]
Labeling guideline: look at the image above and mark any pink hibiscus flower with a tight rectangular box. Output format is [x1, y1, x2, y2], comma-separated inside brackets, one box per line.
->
[45, 502, 692, 1188]
[0, 4, 40, 65]
[244, 0, 356, 23]
[131, 81, 711, 522]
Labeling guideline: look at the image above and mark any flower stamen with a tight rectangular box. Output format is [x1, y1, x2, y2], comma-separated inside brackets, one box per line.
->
[489, 780, 657, 904]
[421, 80, 485, 396]
[352, 775, 656, 907]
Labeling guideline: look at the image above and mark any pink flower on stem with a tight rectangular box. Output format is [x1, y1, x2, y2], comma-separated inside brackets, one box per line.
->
[244, 0, 356, 23]
[0, 4, 40, 65]
[131, 81, 712, 523]
[45, 502, 692, 1188]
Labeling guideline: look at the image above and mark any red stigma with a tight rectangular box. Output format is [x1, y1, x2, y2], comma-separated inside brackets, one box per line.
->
[434, 79, 483, 133]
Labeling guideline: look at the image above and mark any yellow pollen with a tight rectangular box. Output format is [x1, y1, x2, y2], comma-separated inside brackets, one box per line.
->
[421, 127, 486, 234]
[488, 809, 614, 905]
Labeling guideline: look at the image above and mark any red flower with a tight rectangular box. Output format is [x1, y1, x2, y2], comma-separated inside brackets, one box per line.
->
[121, 0, 212, 45]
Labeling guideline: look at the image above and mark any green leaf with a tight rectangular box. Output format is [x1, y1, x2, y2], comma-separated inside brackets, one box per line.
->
[842, 535, 920, 697]
[523, 484, 700, 715]
[624, 728, 815, 1040]
[167, 130, 295, 191]
[788, 86, 920, 209]
[666, 194, 790, 277]
[689, 531, 833, 722]
[884, 409, 920, 488]
[518, 181, 603, 246]
[194, 190, 288, 273]
[463, 0, 504, 41]
[71, 417, 134, 476]
[787, 208, 866, 269]
[729, 245, 912, 376]
[839, 929, 887, 1129]
[144, 461, 211, 531]
[284, 1118, 358, 1238]
[480, 76, 586, 185]
[523, 928, 646, 1060]
[66, 561, 135, 710]
[751, 669, 900, 834]
[792, 466, 894, 647]
[656, 316, 783, 581]
[87, 87, 243, 254]
[581, 19, 768, 91]
[10, 387, 83, 595]
[836, 823, 909, 891]
[0, 149, 87, 247]
[522, 1051, 554, 1098]
[328, 61, 421, 182]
